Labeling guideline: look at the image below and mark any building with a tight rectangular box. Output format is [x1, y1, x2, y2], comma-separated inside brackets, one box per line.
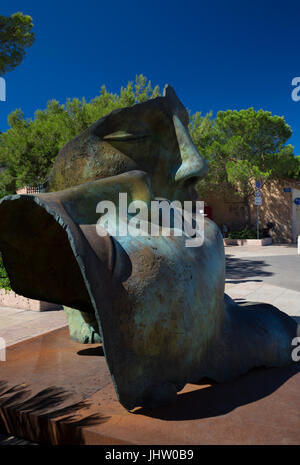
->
[203, 178, 300, 243]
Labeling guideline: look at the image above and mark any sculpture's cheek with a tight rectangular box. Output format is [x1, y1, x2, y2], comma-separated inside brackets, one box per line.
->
[111, 232, 225, 374]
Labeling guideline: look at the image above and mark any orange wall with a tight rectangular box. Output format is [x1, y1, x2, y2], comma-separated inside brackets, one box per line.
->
[203, 178, 300, 243]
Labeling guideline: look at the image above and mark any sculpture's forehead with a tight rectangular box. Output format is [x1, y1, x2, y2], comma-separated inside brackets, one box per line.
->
[90, 85, 189, 138]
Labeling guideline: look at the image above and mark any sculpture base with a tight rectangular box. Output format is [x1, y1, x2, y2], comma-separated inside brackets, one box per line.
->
[0, 327, 299, 445]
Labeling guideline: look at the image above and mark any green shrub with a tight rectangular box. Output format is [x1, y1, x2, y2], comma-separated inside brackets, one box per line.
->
[228, 229, 264, 239]
[0, 253, 11, 291]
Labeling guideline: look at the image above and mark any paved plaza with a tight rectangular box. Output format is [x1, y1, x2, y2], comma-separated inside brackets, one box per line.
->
[225, 244, 300, 324]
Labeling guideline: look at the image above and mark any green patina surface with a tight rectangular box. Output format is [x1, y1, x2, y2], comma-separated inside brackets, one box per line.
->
[64, 307, 102, 344]
[0, 85, 298, 410]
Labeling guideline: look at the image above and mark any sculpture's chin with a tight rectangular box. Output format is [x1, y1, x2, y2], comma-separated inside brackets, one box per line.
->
[175, 176, 201, 202]
[188, 185, 200, 201]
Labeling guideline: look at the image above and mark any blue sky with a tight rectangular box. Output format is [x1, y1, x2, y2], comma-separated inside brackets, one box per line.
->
[1, 0, 299, 153]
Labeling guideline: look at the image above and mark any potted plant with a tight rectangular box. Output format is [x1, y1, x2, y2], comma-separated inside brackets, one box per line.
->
[224, 227, 272, 246]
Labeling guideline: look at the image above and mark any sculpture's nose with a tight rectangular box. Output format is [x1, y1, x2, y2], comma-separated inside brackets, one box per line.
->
[173, 114, 208, 184]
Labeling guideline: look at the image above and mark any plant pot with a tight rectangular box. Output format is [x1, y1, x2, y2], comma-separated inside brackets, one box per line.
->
[223, 238, 272, 246]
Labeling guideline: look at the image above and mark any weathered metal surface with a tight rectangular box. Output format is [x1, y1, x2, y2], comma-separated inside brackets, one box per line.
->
[64, 307, 102, 344]
[0, 86, 298, 410]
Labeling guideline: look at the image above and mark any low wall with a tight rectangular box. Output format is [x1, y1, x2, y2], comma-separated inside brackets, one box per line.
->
[224, 238, 272, 246]
[0, 289, 63, 312]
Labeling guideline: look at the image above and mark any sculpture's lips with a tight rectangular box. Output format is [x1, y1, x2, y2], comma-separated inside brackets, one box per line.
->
[0, 194, 113, 314]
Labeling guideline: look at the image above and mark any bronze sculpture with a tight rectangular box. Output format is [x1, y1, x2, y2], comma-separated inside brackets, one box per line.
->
[0, 86, 298, 410]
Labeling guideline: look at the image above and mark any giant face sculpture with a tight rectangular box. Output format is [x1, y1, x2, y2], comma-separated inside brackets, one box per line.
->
[0, 86, 298, 410]
[47, 86, 207, 201]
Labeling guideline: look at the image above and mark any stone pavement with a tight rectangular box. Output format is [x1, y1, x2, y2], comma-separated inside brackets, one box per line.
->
[225, 243, 298, 257]
[0, 307, 67, 348]
[225, 244, 300, 324]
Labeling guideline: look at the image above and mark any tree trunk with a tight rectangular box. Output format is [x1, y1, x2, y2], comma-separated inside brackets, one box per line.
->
[245, 198, 251, 227]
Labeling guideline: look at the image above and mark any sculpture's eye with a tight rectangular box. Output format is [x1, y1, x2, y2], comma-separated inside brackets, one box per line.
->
[103, 131, 150, 141]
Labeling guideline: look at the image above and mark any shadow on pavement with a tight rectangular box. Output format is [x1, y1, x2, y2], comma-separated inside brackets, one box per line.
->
[136, 364, 299, 421]
[226, 255, 273, 280]
[226, 279, 263, 284]
[77, 346, 105, 357]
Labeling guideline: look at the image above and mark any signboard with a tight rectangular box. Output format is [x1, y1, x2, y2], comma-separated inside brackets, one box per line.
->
[255, 183, 262, 239]
[255, 197, 262, 205]
[283, 187, 291, 192]
[294, 197, 300, 205]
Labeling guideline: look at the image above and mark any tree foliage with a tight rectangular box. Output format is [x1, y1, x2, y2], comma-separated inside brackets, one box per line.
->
[294, 156, 300, 179]
[0, 75, 161, 194]
[192, 108, 298, 224]
[0, 76, 298, 205]
[0, 12, 35, 75]
[0, 253, 11, 291]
